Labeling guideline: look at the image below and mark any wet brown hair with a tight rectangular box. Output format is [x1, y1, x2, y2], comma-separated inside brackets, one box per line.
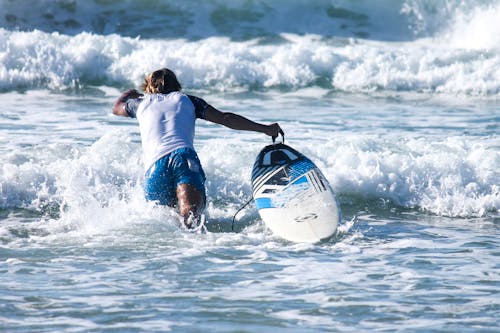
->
[141, 68, 182, 94]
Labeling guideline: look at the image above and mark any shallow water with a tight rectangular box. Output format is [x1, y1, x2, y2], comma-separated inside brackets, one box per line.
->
[1, 0, 499, 332]
[1, 207, 498, 332]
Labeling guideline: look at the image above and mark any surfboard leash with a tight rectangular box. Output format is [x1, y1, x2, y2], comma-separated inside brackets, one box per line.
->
[231, 133, 284, 231]
[231, 197, 254, 231]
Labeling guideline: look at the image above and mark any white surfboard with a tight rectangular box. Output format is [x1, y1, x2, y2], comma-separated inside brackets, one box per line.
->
[251, 143, 341, 243]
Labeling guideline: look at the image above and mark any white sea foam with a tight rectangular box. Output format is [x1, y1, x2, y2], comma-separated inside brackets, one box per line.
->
[311, 135, 500, 217]
[5, 1, 500, 95]
[443, 3, 500, 50]
[1, 128, 497, 242]
[0, 19, 499, 96]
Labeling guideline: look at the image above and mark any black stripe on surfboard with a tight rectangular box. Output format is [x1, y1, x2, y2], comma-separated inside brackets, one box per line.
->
[252, 165, 276, 183]
[308, 169, 326, 193]
[252, 165, 284, 192]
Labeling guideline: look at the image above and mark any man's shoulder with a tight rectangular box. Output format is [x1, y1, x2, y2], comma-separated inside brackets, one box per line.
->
[184, 94, 209, 119]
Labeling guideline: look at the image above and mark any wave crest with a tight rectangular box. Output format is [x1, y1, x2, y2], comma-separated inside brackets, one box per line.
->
[1, 29, 499, 96]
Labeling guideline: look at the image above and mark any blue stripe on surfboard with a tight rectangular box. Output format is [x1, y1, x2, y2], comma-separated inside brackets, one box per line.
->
[293, 175, 308, 185]
[255, 198, 274, 209]
[288, 159, 315, 180]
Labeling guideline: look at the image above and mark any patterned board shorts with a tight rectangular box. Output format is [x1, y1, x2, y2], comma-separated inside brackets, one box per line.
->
[143, 147, 206, 206]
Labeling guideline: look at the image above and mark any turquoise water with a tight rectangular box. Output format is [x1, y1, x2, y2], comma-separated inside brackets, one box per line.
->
[1, 1, 499, 332]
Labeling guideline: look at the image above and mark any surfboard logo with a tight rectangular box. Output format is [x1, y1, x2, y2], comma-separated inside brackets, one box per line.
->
[294, 213, 318, 223]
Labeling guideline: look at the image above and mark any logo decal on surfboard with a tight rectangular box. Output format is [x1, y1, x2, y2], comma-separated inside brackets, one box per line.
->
[294, 213, 319, 223]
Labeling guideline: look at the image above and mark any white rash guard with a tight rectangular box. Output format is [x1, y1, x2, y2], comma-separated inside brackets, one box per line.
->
[125, 92, 208, 170]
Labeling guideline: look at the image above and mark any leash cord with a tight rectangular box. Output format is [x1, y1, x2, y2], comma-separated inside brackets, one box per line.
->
[232, 135, 282, 231]
[231, 197, 254, 231]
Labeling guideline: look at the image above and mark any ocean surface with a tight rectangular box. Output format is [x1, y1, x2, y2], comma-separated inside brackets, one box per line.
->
[0, 0, 499, 332]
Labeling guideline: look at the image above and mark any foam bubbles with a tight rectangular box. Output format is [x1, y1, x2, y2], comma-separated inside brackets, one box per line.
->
[301, 135, 499, 218]
[445, 3, 500, 50]
[1, 27, 499, 96]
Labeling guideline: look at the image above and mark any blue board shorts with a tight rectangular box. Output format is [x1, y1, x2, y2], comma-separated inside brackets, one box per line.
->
[143, 148, 206, 207]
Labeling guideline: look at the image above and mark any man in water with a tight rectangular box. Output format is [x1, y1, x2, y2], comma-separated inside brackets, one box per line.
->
[112, 68, 283, 229]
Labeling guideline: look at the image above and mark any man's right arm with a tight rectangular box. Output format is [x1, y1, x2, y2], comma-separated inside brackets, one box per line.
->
[112, 89, 142, 117]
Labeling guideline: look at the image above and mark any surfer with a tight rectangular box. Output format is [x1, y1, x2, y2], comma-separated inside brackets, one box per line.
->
[112, 68, 284, 229]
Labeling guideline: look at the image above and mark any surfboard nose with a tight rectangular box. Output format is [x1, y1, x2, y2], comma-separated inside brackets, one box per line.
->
[270, 150, 291, 164]
[258, 144, 301, 167]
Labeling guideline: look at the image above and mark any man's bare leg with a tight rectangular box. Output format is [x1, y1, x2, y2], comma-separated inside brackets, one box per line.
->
[176, 183, 205, 228]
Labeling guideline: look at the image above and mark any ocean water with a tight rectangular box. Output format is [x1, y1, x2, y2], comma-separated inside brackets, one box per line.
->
[0, 0, 499, 332]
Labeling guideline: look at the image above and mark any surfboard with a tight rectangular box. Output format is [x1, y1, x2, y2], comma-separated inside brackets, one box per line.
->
[251, 143, 341, 243]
